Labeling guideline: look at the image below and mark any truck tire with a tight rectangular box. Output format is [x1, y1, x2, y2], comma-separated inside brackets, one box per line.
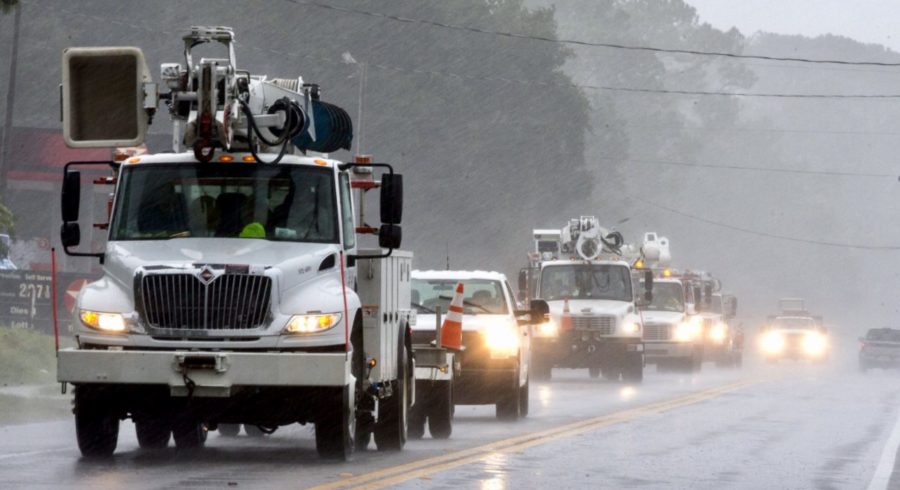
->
[496, 366, 521, 421]
[217, 424, 240, 437]
[316, 385, 354, 460]
[375, 330, 410, 451]
[428, 381, 453, 439]
[690, 351, 703, 373]
[135, 416, 171, 449]
[622, 355, 643, 383]
[172, 418, 207, 449]
[518, 378, 530, 418]
[243, 424, 267, 437]
[74, 386, 119, 457]
[408, 381, 428, 440]
[588, 365, 601, 379]
[350, 315, 373, 451]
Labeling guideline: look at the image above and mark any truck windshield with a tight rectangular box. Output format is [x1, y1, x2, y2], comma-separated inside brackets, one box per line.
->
[645, 282, 684, 312]
[539, 264, 632, 302]
[411, 278, 508, 315]
[110, 164, 338, 243]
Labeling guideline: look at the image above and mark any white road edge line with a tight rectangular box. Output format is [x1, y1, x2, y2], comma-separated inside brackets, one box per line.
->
[0, 448, 70, 461]
[867, 404, 900, 490]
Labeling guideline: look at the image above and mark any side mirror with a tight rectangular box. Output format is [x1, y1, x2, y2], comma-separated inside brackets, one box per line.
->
[529, 299, 550, 324]
[60, 222, 81, 248]
[724, 296, 738, 318]
[378, 224, 402, 249]
[704, 284, 713, 304]
[61, 171, 81, 222]
[643, 270, 653, 302]
[380, 173, 403, 224]
[693, 286, 703, 311]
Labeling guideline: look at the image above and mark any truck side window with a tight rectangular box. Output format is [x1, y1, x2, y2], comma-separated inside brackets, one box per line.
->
[339, 173, 355, 250]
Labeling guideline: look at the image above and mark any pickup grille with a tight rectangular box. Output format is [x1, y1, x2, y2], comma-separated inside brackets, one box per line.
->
[643, 323, 671, 341]
[141, 273, 272, 330]
[571, 316, 615, 335]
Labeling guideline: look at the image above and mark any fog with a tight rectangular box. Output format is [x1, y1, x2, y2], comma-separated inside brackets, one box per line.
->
[2, 0, 897, 340]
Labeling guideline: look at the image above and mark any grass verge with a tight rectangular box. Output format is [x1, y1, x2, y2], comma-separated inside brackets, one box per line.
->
[0, 393, 71, 425]
[0, 327, 57, 386]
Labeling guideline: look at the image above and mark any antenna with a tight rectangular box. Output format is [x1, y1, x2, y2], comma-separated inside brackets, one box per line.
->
[445, 241, 450, 270]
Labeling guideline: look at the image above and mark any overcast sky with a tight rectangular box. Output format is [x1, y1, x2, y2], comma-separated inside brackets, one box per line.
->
[687, 0, 900, 53]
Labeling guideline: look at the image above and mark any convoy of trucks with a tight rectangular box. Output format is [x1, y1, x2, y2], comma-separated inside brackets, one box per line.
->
[47, 25, 840, 461]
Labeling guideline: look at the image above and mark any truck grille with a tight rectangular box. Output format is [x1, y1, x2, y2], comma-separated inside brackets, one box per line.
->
[571, 316, 615, 334]
[141, 273, 272, 330]
[643, 323, 671, 341]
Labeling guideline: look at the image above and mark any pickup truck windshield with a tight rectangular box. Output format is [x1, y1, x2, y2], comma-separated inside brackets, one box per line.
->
[540, 264, 632, 302]
[773, 317, 815, 329]
[412, 278, 508, 315]
[645, 282, 684, 312]
[110, 164, 338, 243]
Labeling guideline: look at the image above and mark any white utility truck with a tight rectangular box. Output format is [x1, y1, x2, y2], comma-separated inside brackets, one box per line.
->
[56, 26, 413, 460]
[628, 235, 705, 372]
[523, 217, 653, 381]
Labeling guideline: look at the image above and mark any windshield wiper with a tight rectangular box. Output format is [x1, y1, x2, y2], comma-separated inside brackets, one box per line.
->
[412, 302, 435, 314]
[439, 295, 491, 314]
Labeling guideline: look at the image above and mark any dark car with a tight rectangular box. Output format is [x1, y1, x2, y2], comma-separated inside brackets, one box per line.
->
[859, 328, 900, 372]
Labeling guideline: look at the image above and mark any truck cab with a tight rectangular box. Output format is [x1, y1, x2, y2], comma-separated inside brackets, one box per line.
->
[531, 258, 644, 381]
[640, 278, 704, 372]
[55, 27, 412, 460]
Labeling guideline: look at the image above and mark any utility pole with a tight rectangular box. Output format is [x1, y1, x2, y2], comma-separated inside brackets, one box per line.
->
[0, 0, 22, 196]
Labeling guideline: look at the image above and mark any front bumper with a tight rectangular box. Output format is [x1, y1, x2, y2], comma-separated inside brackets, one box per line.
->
[643, 341, 696, 362]
[57, 348, 352, 397]
[533, 333, 642, 368]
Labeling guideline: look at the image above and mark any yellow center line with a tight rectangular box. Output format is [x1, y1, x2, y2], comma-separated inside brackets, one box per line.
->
[310, 378, 762, 490]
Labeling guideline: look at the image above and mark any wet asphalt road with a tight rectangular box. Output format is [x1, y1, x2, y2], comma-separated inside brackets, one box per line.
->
[1, 354, 899, 489]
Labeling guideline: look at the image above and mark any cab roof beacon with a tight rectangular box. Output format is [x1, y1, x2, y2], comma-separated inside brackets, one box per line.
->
[62, 26, 353, 162]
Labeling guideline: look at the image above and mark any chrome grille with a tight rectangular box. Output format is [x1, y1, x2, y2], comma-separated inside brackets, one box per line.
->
[141, 273, 272, 330]
[643, 323, 671, 341]
[571, 315, 615, 334]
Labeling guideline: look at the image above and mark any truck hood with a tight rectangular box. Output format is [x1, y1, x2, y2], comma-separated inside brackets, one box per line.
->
[413, 313, 513, 332]
[546, 299, 633, 318]
[641, 311, 684, 325]
[104, 238, 340, 292]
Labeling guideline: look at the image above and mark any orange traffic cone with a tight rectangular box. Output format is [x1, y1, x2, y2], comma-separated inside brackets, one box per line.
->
[440, 282, 464, 350]
[561, 298, 572, 330]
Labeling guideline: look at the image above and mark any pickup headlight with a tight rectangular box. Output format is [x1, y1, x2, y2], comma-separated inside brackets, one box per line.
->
[285, 313, 342, 334]
[484, 324, 519, 356]
[803, 333, 827, 356]
[761, 331, 785, 354]
[80, 310, 127, 333]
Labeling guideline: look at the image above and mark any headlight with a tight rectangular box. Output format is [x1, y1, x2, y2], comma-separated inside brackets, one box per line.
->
[621, 320, 640, 335]
[761, 331, 785, 354]
[674, 322, 700, 342]
[484, 324, 519, 355]
[80, 310, 126, 333]
[285, 313, 342, 334]
[803, 333, 827, 356]
[536, 321, 559, 338]
[710, 323, 728, 343]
